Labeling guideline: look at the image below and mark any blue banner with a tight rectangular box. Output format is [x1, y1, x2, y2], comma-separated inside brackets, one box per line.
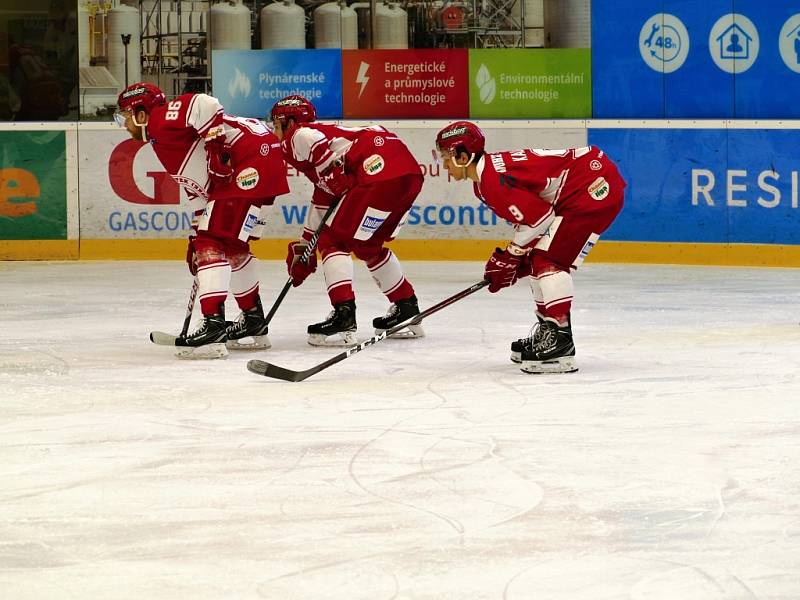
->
[211, 49, 343, 119]
[592, 0, 800, 118]
[589, 127, 800, 244]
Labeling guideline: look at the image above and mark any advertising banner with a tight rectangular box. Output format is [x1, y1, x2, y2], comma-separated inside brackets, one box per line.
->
[342, 49, 469, 118]
[0, 130, 67, 240]
[469, 49, 591, 119]
[589, 127, 800, 244]
[77, 124, 587, 241]
[211, 49, 342, 119]
[592, 0, 800, 118]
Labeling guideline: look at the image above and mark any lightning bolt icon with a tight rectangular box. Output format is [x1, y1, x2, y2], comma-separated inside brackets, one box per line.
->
[356, 61, 370, 99]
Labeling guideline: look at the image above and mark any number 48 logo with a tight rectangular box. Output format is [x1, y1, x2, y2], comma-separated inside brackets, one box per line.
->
[639, 14, 690, 73]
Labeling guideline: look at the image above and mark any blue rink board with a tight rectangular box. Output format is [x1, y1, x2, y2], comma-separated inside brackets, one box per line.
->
[589, 128, 800, 244]
[592, 0, 800, 118]
[211, 49, 343, 119]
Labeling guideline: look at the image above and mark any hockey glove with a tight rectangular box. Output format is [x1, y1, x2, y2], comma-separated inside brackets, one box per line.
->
[286, 241, 318, 287]
[484, 247, 525, 293]
[206, 137, 233, 185]
[186, 236, 198, 275]
[318, 160, 353, 197]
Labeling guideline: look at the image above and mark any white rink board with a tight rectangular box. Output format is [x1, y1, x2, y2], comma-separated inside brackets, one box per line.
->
[77, 122, 587, 239]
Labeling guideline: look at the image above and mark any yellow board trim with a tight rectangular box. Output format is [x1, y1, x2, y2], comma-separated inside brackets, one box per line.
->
[0, 240, 79, 260]
[4, 239, 800, 268]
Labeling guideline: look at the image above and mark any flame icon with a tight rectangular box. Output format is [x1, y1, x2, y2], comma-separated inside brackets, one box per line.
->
[228, 68, 251, 99]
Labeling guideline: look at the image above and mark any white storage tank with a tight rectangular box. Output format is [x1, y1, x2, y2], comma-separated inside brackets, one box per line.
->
[78, 2, 90, 68]
[107, 3, 141, 90]
[209, 0, 252, 50]
[314, 2, 357, 49]
[374, 2, 407, 49]
[260, 0, 306, 49]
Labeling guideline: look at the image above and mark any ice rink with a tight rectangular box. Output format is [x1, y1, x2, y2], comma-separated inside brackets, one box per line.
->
[1, 259, 799, 599]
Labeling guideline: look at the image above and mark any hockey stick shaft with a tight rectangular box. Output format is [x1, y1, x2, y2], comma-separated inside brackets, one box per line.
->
[263, 197, 342, 327]
[247, 279, 490, 382]
[180, 276, 199, 337]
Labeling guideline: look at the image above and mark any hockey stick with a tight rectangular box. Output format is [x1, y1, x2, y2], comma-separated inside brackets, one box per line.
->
[180, 275, 199, 336]
[246, 279, 490, 382]
[150, 276, 198, 345]
[263, 196, 342, 327]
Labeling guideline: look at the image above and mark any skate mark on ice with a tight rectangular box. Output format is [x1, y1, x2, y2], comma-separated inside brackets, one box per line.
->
[630, 563, 759, 600]
[346, 367, 482, 536]
[256, 552, 400, 599]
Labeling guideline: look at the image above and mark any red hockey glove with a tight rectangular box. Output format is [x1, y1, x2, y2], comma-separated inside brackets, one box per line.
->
[186, 236, 198, 275]
[516, 251, 533, 279]
[484, 247, 525, 293]
[318, 160, 353, 197]
[206, 137, 233, 184]
[286, 241, 318, 287]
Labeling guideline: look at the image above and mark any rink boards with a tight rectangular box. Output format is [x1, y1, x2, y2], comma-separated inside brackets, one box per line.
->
[2, 120, 800, 267]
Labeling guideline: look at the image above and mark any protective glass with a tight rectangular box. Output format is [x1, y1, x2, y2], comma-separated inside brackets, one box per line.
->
[113, 110, 130, 128]
[431, 147, 452, 165]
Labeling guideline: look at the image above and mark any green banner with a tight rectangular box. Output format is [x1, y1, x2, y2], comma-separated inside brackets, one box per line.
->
[0, 130, 67, 240]
[469, 49, 591, 118]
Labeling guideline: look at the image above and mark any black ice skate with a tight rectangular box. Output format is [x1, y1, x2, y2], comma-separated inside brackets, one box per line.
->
[226, 298, 271, 351]
[307, 299, 358, 346]
[510, 314, 571, 363]
[372, 294, 425, 339]
[519, 318, 577, 374]
[175, 306, 228, 359]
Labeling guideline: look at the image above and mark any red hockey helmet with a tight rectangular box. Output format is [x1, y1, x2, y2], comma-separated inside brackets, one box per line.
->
[117, 82, 166, 114]
[435, 121, 486, 157]
[270, 95, 317, 124]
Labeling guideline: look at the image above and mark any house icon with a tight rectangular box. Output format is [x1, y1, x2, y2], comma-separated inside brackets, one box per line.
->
[716, 23, 752, 59]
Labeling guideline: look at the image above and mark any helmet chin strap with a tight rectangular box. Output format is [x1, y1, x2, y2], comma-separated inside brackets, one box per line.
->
[132, 111, 148, 142]
[448, 153, 475, 179]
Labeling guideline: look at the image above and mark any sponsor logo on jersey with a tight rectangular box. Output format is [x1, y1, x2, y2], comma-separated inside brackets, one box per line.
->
[588, 177, 609, 200]
[373, 136, 385, 147]
[590, 159, 602, 171]
[361, 215, 386, 232]
[259, 143, 270, 156]
[243, 212, 259, 232]
[236, 167, 259, 190]
[205, 127, 224, 141]
[363, 154, 385, 176]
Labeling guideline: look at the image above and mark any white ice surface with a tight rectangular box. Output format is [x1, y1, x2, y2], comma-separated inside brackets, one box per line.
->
[1, 260, 799, 599]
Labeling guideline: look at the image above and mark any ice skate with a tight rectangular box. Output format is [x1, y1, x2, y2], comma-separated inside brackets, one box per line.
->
[372, 294, 425, 339]
[511, 314, 571, 363]
[175, 307, 228, 359]
[225, 298, 271, 351]
[519, 319, 577, 374]
[307, 300, 358, 346]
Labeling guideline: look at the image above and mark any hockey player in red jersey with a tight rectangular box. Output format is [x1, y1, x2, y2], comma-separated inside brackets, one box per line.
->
[270, 95, 424, 346]
[435, 121, 625, 374]
[115, 83, 289, 358]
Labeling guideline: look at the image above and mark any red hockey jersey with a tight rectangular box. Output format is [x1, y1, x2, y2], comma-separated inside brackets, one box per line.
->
[145, 93, 288, 207]
[281, 123, 420, 204]
[473, 146, 625, 230]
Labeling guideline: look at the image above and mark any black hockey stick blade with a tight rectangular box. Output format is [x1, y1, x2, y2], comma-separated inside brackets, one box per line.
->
[247, 279, 490, 382]
[247, 359, 312, 382]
